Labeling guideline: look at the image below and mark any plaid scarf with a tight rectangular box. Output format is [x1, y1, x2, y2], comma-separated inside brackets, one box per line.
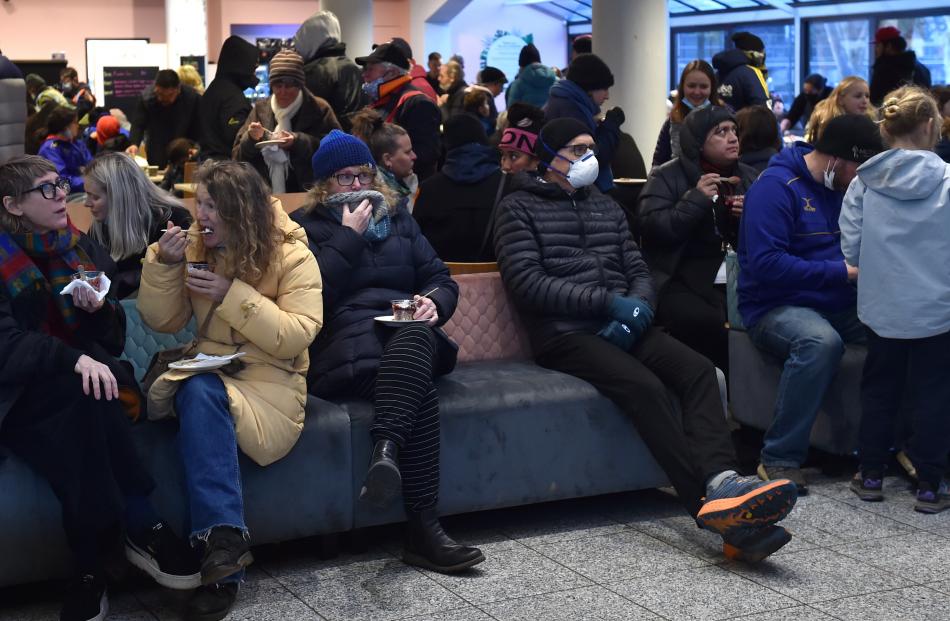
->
[0, 224, 92, 331]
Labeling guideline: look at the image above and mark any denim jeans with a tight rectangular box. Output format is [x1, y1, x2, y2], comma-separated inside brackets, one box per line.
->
[749, 305, 865, 467]
[175, 374, 247, 542]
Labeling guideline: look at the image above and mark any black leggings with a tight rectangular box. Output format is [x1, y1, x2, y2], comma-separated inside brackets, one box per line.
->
[656, 281, 728, 377]
[357, 324, 441, 512]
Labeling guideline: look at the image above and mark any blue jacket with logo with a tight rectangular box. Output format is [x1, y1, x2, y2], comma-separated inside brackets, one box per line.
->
[737, 142, 853, 328]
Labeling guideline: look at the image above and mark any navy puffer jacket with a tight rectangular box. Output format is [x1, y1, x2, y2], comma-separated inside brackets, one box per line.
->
[493, 173, 655, 350]
[292, 200, 458, 398]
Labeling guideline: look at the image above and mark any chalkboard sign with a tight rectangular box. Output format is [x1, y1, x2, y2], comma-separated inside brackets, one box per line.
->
[102, 66, 158, 116]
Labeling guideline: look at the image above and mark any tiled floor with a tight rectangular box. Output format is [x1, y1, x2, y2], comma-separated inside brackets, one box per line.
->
[3, 472, 949, 621]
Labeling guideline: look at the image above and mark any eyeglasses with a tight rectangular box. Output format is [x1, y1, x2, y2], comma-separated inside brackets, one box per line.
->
[334, 171, 376, 186]
[24, 177, 70, 200]
[561, 143, 597, 158]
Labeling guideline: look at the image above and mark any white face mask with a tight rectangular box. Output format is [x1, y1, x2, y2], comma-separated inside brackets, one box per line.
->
[561, 150, 600, 189]
[823, 157, 838, 191]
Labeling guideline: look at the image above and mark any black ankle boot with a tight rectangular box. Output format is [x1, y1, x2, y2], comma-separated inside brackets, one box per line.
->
[360, 439, 402, 508]
[403, 508, 485, 574]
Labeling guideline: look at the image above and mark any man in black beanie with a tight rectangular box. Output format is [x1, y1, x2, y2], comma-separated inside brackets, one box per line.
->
[739, 114, 884, 493]
[712, 31, 770, 112]
[544, 53, 625, 193]
[494, 117, 799, 563]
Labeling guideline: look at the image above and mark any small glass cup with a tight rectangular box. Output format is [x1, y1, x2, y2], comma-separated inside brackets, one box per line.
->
[391, 299, 417, 321]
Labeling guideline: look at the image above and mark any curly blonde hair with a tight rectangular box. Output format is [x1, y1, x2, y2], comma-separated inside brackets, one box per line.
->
[804, 76, 876, 143]
[879, 86, 941, 147]
[194, 161, 282, 285]
[302, 164, 400, 214]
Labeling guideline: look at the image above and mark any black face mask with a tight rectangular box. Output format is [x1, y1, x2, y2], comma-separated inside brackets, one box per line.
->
[60, 82, 77, 97]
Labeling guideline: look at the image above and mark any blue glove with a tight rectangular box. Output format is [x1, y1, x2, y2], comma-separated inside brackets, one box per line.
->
[597, 320, 635, 351]
[608, 296, 654, 341]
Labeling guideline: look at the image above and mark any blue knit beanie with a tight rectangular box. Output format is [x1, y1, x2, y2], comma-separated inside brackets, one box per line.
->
[311, 129, 376, 180]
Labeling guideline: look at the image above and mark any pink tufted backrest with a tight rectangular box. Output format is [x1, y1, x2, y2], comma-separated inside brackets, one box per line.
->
[443, 271, 533, 362]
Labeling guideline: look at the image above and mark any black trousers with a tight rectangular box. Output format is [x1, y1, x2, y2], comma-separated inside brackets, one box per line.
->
[859, 327, 950, 487]
[536, 327, 737, 516]
[656, 280, 728, 377]
[357, 324, 441, 512]
[0, 372, 154, 573]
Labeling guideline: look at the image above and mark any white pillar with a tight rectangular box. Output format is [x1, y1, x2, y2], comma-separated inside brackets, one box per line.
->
[592, 0, 669, 168]
[166, 0, 209, 70]
[322, 0, 374, 59]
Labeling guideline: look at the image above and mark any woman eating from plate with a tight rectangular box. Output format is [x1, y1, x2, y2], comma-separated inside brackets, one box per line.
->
[137, 160, 323, 621]
[0, 155, 199, 621]
[292, 130, 484, 575]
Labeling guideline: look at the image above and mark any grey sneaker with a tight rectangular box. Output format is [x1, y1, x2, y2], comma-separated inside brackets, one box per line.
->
[915, 481, 950, 514]
[850, 471, 884, 502]
[757, 463, 808, 495]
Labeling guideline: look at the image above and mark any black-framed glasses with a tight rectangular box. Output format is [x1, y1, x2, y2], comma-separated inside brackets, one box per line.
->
[25, 177, 70, 200]
[561, 143, 597, 158]
[334, 171, 375, 186]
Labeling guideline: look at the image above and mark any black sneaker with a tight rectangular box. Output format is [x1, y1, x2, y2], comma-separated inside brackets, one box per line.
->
[850, 471, 884, 502]
[200, 527, 253, 585]
[915, 481, 950, 514]
[126, 522, 201, 590]
[60, 574, 108, 621]
[185, 582, 239, 621]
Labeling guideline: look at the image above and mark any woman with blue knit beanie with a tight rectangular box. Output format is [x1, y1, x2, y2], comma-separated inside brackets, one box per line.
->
[292, 129, 485, 573]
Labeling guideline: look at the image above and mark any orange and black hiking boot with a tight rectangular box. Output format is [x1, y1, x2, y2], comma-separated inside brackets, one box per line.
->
[696, 474, 798, 538]
[722, 524, 792, 563]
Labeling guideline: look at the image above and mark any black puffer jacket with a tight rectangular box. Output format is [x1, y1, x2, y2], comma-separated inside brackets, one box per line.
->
[637, 156, 758, 294]
[712, 49, 768, 111]
[200, 36, 260, 160]
[292, 200, 458, 398]
[494, 173, 656, 350]
[301, 43, 366, 129]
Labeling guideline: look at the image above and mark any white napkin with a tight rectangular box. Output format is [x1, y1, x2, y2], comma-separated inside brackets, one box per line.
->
[60, 273, 112, 303]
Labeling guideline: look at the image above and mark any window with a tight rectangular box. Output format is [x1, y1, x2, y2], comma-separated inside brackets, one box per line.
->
[671, 21, 795, 105]
[880, 15, 950, 85]
[807, 18, 871, 84]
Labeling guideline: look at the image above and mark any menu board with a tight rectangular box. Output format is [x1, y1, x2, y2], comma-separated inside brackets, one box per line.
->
[102, 66, 158, 115]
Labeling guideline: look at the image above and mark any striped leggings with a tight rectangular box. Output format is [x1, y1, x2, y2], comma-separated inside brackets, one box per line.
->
[358, 324, 441, 512]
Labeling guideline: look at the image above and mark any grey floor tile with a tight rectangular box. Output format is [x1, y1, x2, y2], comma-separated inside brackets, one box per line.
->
[812, 585, 950, 621]
[609, 565, 796, 621]
[596, 489, 686, 526]
[776, 494, 913, 547]
[425, 545, 592, 605]
[496, 506, 627, 546]
[0, 603, 61, 621]
[0, 592, 153, 621]
[841, 489, 950, 532]
[290, 565, 466, 621]
[732, 605, 835, 620]
[930, 580, 950, 595]
[264, 548, 406, 587]
[725, 547, 913, 604]
[629, 514, 816, 563]
[531, 529, 708, 584]
[831, 531, 950, 583]
[398, 604, 495, 620]
[482, 585, 658, 620]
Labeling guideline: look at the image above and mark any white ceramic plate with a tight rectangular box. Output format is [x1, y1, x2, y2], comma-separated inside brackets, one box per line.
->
[374, 315, 427, 327]
[168, 353, 245, 371]
[255, 139, 288, 149]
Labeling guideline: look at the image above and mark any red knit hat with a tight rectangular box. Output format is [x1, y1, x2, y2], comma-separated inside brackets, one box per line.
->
[95, 115, 121, 146]
[874, 26, 901, 44]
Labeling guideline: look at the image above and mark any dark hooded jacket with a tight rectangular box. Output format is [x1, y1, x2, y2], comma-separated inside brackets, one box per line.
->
[414, 143, 503, 262]
[785, 84, 832, 130]
[200, 36, 260, 160]
[493, 172, 656, 351]
[129, 84, 202, 168]
[291, 201, 458, 398]
[300, 42, 365, 130]
[870, 50, 932, 105]
[712, 48, 769, 111]
[637, 106, 759, 295]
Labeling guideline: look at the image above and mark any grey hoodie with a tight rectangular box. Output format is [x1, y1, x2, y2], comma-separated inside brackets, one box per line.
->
[294, 11, 342, 63]
[840, 148, 950, 338]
